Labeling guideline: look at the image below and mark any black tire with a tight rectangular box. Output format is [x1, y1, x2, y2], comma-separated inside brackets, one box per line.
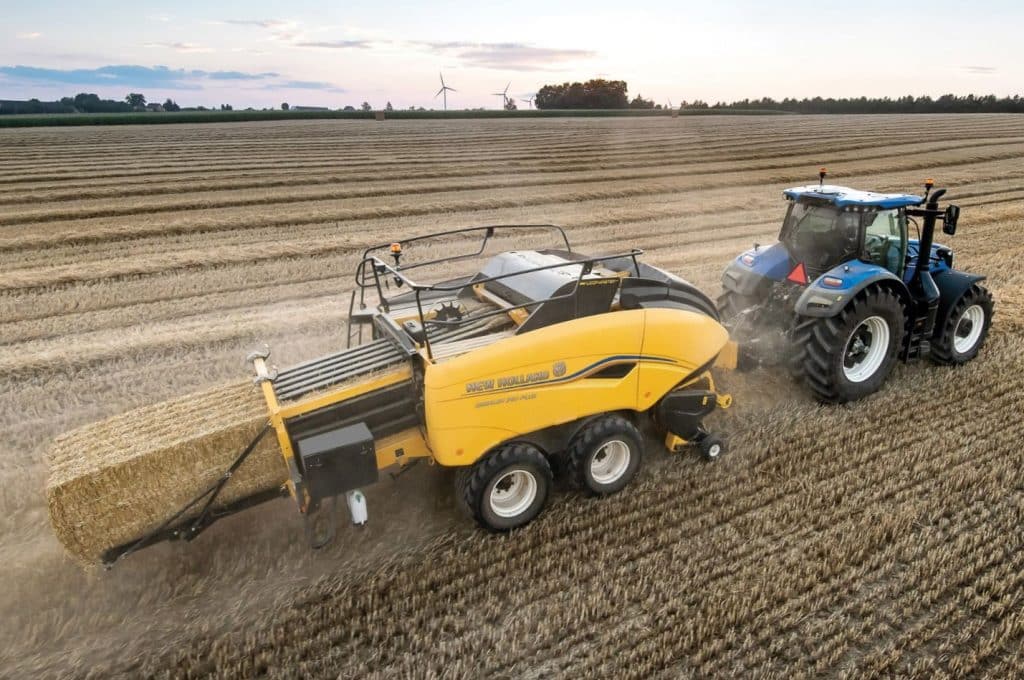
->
[304, 496, 338, 549]
[930, 284, 994, 365]
[795, 286, 905, 404]
[717, 290, 759, 325]
[788, 317, 815, 381]
[459, 443, 552, 532]
[566, 414, 644, 495]
[700, 435, 726, 461]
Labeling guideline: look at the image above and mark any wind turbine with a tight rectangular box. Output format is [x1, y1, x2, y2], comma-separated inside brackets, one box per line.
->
[435, 72, 456, 111]
[492, 82, 510, 109]
[521, 95, 535, 109]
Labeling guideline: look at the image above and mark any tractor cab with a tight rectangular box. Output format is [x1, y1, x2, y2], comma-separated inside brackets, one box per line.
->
[778, 184, 922, 281]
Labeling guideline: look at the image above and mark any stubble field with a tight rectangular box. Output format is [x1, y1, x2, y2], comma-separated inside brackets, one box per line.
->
[2, 114, 1023, 678]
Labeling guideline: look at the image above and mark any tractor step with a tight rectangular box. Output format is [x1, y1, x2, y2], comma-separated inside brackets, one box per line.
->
[902, 333, 932, 361]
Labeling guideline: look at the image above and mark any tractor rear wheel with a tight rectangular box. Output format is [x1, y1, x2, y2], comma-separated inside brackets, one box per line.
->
[795, 287, 905, 403]
[566, 414, 643, 495]
[717, 290, 759, 325]
[930, 284, 993, 365]
[459, 443, 552, 532]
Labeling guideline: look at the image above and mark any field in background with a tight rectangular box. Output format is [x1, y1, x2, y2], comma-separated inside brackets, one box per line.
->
[2, 114, 1024, 677]
[0, 107, 784, 128]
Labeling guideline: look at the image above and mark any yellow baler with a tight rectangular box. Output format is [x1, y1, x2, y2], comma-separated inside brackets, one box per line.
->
[65, 226, 737, 564]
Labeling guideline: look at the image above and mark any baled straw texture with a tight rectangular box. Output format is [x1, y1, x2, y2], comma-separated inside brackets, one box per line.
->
[46, 381, 287, 564]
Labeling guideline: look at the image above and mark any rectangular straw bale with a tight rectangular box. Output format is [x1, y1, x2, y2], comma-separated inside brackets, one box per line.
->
[46, 381, 288, 564]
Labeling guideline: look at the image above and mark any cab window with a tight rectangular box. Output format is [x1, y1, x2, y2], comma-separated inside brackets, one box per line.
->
[783, 202, 860, 269]
[863, 209, 907, 276]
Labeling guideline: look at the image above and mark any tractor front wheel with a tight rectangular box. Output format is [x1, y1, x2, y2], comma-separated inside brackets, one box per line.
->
[793, 287, 905, 403]
[930, 284, 994, 365]
[459, 443, 552, 532]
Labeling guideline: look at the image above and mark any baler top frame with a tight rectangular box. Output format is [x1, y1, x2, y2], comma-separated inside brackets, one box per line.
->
[348, 224, 644, 359]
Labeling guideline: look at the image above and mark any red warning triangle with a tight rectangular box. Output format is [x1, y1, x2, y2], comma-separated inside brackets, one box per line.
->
[787, 262, 809, 285]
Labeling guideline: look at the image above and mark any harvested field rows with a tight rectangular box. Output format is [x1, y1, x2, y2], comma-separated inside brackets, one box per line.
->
[1, 114, 1022, 677]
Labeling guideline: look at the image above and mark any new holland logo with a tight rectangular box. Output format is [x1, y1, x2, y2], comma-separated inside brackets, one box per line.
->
[552, 361, 567, 377]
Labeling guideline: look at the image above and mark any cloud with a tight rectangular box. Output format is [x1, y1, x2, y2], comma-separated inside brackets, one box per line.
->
[294, 40, 372, 49]
[962, 65, 997, 75]
[221, 19, 291, 29]
[208, 70, 278, 80]
[413, 41, 477, 50]
[144, 42, 214, 53]
[216, 18, 300, 41]
[0, 64, 286, 91]
[412, 41, 596, 71]
[276, 80, 346, 92]
[16, 32, 42, 39]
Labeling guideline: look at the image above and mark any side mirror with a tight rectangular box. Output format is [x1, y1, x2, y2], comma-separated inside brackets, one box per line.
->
[943, 205, 960, 235]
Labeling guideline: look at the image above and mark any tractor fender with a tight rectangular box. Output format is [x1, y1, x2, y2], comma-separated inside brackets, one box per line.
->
[932, 269, 987, 334]
[794, 264, 912, 318]
[721, 260, 766, 297]
[720, 242, 789, 297]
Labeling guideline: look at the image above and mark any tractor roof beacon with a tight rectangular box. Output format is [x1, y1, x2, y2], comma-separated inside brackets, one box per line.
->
[720, 170, 994, 404]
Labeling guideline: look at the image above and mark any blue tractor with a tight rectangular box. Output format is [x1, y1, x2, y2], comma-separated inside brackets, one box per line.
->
[719, 171, 994, 403]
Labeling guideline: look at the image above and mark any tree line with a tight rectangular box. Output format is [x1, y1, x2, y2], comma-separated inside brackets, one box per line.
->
[6, 87, 1024, 116]
[535, 81, 1024, 114]
[0, 92, 225, 115]
[683, 94, 1024, 114]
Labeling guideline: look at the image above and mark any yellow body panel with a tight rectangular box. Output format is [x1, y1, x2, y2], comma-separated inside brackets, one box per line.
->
[374, 427, 432, 469]
[715, 340, 739, 370]
[422, 308, 730, 466]
[635, 310, 730, 410]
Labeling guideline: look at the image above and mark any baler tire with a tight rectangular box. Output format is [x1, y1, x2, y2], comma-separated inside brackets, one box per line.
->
[566, 414, 643, 496]
[453, 467, 474, 517]
[930, 284, 993, 365]
[796, 287, 905, 404]
[460, 443, 552, 532]
[699, 435, 726, 461]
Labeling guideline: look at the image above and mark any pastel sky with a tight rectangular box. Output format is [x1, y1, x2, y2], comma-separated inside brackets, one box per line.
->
[2, 0, 1020, 109]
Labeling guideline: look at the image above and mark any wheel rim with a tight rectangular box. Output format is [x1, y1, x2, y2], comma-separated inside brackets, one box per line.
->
[590, 440, 631, 484]
[954, 305, 985, 354]
[489, 469, 538, 518]
[707, 443, 721, 459]
[842, 315, 890, 383]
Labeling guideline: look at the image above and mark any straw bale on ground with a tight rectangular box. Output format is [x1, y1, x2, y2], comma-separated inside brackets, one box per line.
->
[46, 381, 286, 564]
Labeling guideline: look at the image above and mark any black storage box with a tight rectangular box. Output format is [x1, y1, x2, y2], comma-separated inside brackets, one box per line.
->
[294, 422, 378, 501]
